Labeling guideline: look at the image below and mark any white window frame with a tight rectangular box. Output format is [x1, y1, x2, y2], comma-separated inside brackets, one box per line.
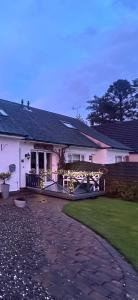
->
[61, 121, 76, 129]
[115, 155, 123, 163]
[67, 153, 85, 163]
[0, 109, 8, 116]
[123, 155, 129, 162]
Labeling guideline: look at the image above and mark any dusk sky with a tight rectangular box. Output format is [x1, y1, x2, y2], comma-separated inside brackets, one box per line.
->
[0, 0, 138, 118]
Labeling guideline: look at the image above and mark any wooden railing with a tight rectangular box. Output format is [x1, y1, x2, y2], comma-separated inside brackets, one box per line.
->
[26, 169, 105, 193]
[26, 173, 41, 188]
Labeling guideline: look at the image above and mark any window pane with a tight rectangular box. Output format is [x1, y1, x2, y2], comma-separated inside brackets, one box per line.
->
[72, 154, 80, 162]
[123, 156, 129, 162]
[115, 156, 122, 163]
[39, 152, 44, 170]
[61, 121, 76, 129]
[89, 155, 93, 162]
[68, 154, 72, 163]
[47, 153, 52, 181]
[31, 152, 36, 170]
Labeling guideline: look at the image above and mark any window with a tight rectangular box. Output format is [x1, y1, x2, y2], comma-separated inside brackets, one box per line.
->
[72, 154, 80, 162]
[81, 155, 85, 161]
[115, 156, 123, 163]
[123, 156, 129, 162]
[61, 121, 76, 129]
[68, 154, 85, 163]
[68, 154, 72, 163]
[0, 109, 8, 116]
[89, 155, 93, 162]
[38, 152, 44, 170]
[31, 152, 36, 170]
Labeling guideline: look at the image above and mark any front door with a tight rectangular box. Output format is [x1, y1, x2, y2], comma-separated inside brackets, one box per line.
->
[31, 151, 52, 181]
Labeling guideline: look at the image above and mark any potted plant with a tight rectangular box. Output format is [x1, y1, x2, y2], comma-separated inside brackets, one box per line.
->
[0, 172, 11, 199]
[14, 197, 26, 208]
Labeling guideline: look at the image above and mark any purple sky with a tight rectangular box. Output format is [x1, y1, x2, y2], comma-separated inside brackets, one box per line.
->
[0, 0, 138, 118]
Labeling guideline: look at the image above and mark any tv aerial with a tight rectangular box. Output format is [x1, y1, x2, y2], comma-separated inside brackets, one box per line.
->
[72, 105, 81, 116]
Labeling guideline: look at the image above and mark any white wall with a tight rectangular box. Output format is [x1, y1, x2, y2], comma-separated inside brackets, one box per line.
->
[0, 137, 20, 191]
[65, 147, 129, 164]
[20, 141, 33, 188]
[65, 146, 96, 163]
[106, 149, 129, 164]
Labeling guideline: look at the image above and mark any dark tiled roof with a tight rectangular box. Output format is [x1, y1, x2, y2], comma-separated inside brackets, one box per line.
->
[71, 119, 131, 150]
[0, 99, 130, 150]
[0, 99, 98, 148]
[94, 120, 138, 152]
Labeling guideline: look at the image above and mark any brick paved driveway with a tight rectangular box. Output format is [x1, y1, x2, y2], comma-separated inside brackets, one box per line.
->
[28, 194, 138, 300]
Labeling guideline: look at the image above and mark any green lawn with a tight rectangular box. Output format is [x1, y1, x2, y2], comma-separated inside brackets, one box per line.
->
[63, 198, 138, 271]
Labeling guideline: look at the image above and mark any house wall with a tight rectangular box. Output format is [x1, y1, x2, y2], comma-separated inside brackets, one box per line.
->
[65, 147, 96, 163]
[0, 137, 20, 192]
[94, 149, 107, 164]
[20, 141, 33, 188]
[0, 136, 131, 192]
[129, 153, 138, 162]
[91, 148, 129, 164]
[20, 142, 61, 187]
[65, 147, 129, 164]
[106, 149, 129, 164]
[0, 138, 61, 191]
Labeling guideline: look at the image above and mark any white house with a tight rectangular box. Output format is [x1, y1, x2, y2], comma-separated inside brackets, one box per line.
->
[0, 99, 130, 192]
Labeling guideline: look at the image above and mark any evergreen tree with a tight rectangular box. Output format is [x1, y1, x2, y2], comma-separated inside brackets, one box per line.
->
[87, 79, 138, 125]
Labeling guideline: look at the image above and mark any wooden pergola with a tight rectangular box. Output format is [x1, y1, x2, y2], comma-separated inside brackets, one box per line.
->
[26, 164, 106, 200]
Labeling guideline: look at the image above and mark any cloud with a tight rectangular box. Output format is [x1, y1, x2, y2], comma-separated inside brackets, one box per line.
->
[0, 0, 138, 119]
[29, 22, 138, 118]
[65, 24, 138, 104]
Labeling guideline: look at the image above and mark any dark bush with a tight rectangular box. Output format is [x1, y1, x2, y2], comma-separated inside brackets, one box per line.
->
[105, 180, 138, 202]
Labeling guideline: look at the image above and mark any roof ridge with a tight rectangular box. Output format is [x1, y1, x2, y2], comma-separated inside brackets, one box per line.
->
[0, 98, 79, 121]
[95, 119, 138, 127]
[0, 98, 22, 106]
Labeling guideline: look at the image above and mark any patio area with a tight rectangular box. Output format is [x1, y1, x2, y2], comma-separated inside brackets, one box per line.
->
[0, 193, 138, 299]
[26, 166, 105, 200]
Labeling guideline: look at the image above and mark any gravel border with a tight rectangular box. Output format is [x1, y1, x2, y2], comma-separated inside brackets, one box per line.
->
[0, 200, 54, 300]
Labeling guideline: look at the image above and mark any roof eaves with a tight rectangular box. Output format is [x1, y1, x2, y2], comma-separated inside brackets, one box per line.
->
[25, 137, 100, 149]
[0, 131, 28, 138]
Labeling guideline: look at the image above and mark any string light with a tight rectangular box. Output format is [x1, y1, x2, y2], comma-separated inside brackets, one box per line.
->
[39, 169, 104, 193]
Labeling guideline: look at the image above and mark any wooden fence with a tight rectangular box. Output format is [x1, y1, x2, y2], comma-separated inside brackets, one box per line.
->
[105, 162, 138, 181]
[65, 161, 138, 201]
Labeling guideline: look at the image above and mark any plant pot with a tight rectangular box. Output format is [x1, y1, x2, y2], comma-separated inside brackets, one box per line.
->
[1, 183, 10, 199]
[14, 197, 26, 208]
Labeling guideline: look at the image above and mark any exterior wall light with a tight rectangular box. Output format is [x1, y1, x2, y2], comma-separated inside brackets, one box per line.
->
[25, 153, 31, 160]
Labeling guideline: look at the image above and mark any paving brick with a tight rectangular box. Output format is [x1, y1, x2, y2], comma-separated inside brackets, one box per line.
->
[12, 193, 138, 300]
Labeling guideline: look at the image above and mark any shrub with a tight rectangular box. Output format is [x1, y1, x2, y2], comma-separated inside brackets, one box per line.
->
[0, 172, 11, 184]
[105, 180, 138, 202]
